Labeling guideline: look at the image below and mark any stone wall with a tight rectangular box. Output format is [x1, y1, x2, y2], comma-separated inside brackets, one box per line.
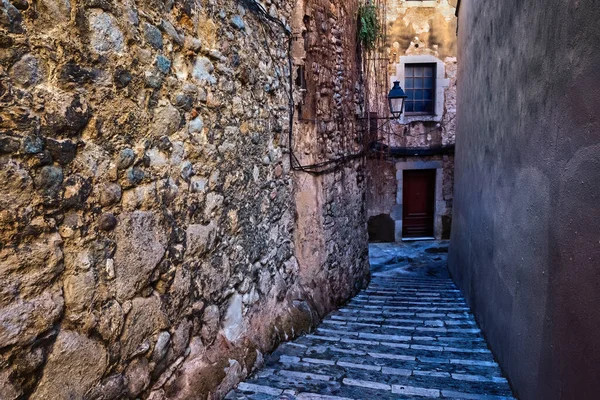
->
[291, 0, 370, 314]
[0, 0, 368, 399]
[450, 1, 600, 398]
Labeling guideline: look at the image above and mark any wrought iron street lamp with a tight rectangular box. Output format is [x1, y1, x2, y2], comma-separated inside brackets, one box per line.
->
[388, 81, 408, 119]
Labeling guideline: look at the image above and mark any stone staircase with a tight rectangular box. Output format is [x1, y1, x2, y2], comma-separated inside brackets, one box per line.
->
[226, 273, 515, 400]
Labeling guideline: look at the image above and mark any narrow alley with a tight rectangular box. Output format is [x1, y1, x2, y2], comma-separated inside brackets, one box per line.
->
[227, 243, 515, 399]
[3, 0, 599, 398]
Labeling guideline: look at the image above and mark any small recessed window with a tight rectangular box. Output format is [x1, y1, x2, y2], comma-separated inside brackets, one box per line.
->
[405, 63, 435, 115]
[296, 65, 306, 90]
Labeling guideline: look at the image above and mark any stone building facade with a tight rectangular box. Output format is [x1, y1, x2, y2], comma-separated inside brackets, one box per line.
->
[366, 0, 457, 242]
[0, 0, 368, 399]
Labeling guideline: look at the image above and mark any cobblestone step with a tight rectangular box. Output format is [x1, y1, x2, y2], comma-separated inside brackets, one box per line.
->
[226, 274, 515, 400]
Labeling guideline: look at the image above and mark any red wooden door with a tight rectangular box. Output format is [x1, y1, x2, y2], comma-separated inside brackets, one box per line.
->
[402, 169, 436, 238]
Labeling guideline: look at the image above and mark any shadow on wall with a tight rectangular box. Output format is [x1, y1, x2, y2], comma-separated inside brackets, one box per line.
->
[368, 214, 395, 242]
[442, 214, 452, 240]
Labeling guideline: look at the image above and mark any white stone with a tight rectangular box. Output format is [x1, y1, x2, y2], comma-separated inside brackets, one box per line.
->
[295, 394, 354, 400]
[336, 361, 380, 371]
[237, 383, 282, 396]
[188, 116, 204, 133]
[342, 378, 391, 391]
[450, 359, 498, 367]
[411, 344, 443, 351]
[222, 294, 243, 342]
[89, 10, 124, 54]
[379, 341, 410, 349]
[414, 370, 451, 378]
[452, 373, 494, 382]
[444, 346, 488, 354]
[278, 355, 301, 364]
[204, 192, 224, 217]
[105, 258, 115, 279]
[302, 358, 335, 366]
[382, 367, 412, 376]
[367, 352, 415, 361]
[358, 332, 411, 342]
[190, 176, 208, 193]
[192, 57, 217, 84]
[278, 370, 332, 381]
[146, 148, 168, 167]
[340, 338, 379, 346]
[305, 335, 340, 342]
[391, 385, 440, 397]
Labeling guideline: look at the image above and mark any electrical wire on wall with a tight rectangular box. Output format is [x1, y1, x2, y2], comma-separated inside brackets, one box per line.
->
[240, 0, 369, 176]
[363, 114, 456, 158]
[370, 114, 456, 139]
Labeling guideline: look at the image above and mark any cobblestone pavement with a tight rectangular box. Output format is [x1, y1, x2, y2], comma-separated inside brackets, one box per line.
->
[226, 242, 515, 400]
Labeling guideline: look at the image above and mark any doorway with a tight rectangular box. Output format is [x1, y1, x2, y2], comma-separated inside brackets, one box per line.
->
[402, 169, 436, 238]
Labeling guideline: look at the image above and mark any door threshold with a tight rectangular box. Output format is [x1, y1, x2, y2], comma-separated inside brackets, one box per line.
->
[401, 237, 436, 242]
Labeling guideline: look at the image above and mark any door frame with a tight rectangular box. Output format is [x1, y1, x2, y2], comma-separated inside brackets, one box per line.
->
[402, 169, 436, 238]
[392, 160, 447, 241]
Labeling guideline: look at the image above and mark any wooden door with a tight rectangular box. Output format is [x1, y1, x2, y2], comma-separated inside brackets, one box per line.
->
[402, 169, 436, 238]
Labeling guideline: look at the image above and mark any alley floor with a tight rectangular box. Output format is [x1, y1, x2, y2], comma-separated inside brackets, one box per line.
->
[226, 242, 515, 399]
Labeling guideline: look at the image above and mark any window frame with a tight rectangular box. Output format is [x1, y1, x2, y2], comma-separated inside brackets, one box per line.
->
[390, 55, 450, 124]
[404, 63, 437, 116]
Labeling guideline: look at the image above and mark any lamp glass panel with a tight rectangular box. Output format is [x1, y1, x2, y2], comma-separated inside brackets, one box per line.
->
[390, 98, 405, 114]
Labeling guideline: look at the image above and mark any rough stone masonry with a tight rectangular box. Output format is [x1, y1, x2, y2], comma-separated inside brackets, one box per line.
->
[0, 0, 369, 399]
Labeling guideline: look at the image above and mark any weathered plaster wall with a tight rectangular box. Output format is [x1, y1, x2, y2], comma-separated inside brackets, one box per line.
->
[366, 158, 397, 219]
[386, 0, 456, 62]
[0, 0, 368, 399]
[450, 1, 600, 398]
[365, 157, 396, 241]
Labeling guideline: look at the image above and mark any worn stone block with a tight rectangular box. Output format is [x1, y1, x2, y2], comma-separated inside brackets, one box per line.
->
[114, 211, 167, 301]
[30, 330, 107, 400]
